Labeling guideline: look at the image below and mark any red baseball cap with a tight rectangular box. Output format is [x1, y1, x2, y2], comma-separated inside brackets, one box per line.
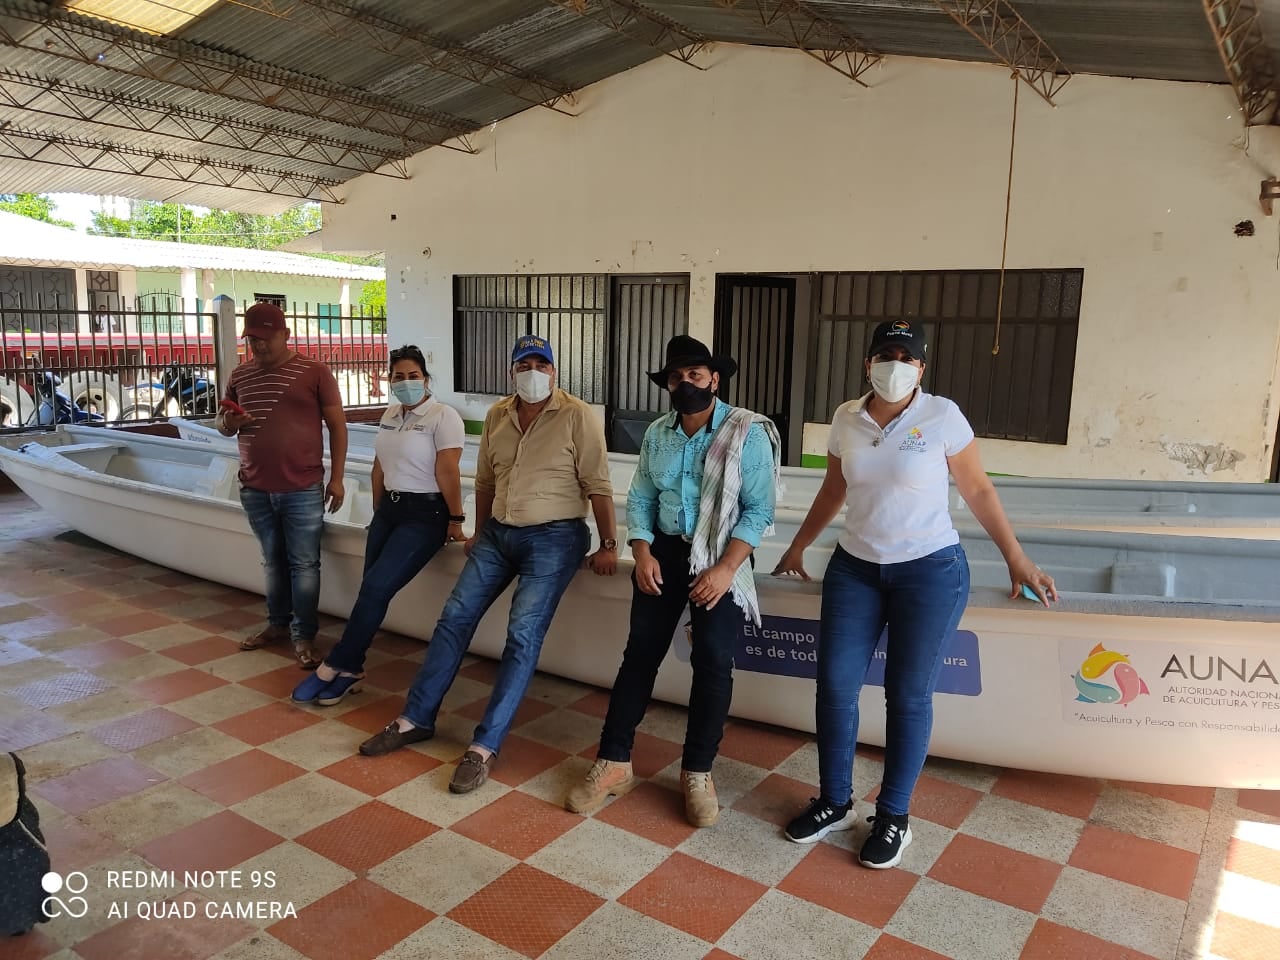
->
[240, 302, 288, 338]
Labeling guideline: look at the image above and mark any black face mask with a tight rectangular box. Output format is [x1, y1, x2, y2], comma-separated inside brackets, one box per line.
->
[671, 380, 715, 415]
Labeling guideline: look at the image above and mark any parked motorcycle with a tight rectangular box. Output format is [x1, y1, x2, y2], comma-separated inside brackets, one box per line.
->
[120, 364, 217, 420]
[34, 372, 105, 425]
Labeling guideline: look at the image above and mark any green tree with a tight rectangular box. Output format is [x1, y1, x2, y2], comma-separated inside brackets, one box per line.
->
[0, 193, 74, 228]
[89, 200, 322, 249]
[358, 279, 386, 316]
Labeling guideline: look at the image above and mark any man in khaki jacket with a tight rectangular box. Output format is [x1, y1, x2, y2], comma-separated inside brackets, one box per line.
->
[358, 335, 618, 793]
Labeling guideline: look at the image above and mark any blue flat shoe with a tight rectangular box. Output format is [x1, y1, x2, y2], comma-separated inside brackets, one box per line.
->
[317, 673, 363, 707]
[290, 672, 331, 704]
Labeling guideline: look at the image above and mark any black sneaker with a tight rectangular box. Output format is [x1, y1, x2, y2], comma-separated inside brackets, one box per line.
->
[858, 812, 912, 869]
[784, 797, 857, 844]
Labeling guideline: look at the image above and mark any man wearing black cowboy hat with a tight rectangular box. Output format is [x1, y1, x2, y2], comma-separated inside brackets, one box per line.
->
[566, 335, 780, 827]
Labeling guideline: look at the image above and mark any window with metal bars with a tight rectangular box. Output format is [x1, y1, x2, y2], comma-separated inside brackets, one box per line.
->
[805, 269, 1082, 444]
[453, 274, 608, 403]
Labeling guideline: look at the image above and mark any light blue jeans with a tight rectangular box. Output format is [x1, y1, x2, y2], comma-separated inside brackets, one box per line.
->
[817, 543, 970, 816]
[239, 483, 324, 643]
[402, 518, 589, 753]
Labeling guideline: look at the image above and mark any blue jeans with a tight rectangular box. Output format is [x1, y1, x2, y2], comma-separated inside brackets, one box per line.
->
[598, 533, 744, 772]
[817, 543, 969, 816]
[325, 493, 450, 674]
[239, 483, 325, 643]
[402, 518, 589, 753]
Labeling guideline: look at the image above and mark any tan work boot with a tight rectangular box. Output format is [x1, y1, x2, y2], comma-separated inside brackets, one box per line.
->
[682, 769, 719, 827]
[565, 759, 635, 814]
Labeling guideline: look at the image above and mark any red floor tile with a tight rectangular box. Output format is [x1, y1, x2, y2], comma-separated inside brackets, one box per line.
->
[295, 800, 439, 873]
[96, 610, 177, 637]
[579, 730, 684, 779]
[161, 635, 243, 666]
[991, 770, 1104, 819]
[717, 719, 809, 769]
[319, 749, 441, 796]
[34, 588, 112, 612]
[13, 671, 112, 708]
[125, 587, 199, 611]
[448, 863, 603, 959]
[335, 695, 405, 734]
[457, 695, 556, 731]
[1237, 788, 1280, 819]
[146, 571, 199, 588]
[929, 834, 1063, 913]
[89, 707, 200, 751]
[779, 840, 919, 927]
[866, 773, 983, 829]
[567, 689, 612, 719]
[459, 658, 501, 685]
[370, 631, 426, 657]
[44, 816, 125, 871]
[595, 781, 698, 848]
[179, 749, 307, 806]
[360, 657, 427, 693]
[0, 927, 60, 960]
[1211, 911, 1280, 960]
[137, 810, 284, 873]
[130, 668, 229, 704]
[76, 892, 252, 960]
[187, 608, 265, 632]
[52, 637, 147, 669]
[239, 663, 313, 699]
[732, 772, 820, 828]
[620, 852, 766, 943]
[0, 710, 73, 752]
[1068, 824, 1199, 901]
[452, 790, 581, 859]
[1109, 780, 1216, 811]
[202, 588, 264, 608]
[485, 734, 569, 787]
[33, 756, 168, 814]
[270, 877, 433, 960]
[212, 702, 324, 746]
[865, 935, 952, 960]
[1018, 919, 1161, 960]
[1226, 838, 1280, 887]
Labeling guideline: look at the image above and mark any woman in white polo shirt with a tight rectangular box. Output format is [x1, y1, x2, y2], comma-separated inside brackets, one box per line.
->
[773, 319, 1057, 869]
[291, 345, 467, 706]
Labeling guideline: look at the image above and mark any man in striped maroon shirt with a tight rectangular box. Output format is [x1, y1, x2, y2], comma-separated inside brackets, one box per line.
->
[215, 301, 348, 670]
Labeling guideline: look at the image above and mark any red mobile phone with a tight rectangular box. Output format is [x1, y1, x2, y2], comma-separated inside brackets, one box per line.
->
[219, 398, 247, 416]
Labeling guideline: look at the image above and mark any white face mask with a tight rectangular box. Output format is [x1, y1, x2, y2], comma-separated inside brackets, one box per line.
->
[869, 360, 920, 403]
[514, 368, 552, 404]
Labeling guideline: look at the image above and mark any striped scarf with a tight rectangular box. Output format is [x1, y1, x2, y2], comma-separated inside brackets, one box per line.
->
[688, 407, 781, 627]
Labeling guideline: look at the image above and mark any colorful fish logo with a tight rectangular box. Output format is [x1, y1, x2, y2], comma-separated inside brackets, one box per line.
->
[907, 427, 923, 441]
[891, 319, 911, 331]
[1072, 643, 1149, 706]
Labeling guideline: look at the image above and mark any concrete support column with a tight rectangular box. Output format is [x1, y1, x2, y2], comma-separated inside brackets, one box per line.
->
[180, 267, 199, 335]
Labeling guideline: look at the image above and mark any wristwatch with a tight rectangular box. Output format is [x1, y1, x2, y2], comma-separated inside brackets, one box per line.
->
[449, 515, 466, 524]
[601, 538, 618, 551]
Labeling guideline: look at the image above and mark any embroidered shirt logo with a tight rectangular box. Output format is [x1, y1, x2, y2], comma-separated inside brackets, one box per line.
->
[898, 426, 927, 452]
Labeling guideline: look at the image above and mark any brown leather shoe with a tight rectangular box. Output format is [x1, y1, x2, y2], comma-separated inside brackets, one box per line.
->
[358, 721, 433, 757]
[239, 624, 289, 651]
[449, 750, 495, 794]
[565, 759, 635, 815]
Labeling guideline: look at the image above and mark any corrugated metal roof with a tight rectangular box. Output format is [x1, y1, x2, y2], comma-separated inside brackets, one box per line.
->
[0, 209, 385, 278]
[0, 0, 1241, 216]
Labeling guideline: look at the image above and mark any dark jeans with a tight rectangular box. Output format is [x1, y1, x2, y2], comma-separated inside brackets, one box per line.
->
[239, 483, 324, 643]
[598, 533, 745, 772]
[325, 493, 450, 674]
[402, 517, 589, 754]
[817, 543, 970, 816]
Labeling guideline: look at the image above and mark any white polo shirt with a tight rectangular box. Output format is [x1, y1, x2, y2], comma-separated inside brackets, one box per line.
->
[374, 397, 466, 493]
[827, 390, 975, 564]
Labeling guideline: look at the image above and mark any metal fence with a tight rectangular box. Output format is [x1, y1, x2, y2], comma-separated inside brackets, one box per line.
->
[0, 293, 387, 431]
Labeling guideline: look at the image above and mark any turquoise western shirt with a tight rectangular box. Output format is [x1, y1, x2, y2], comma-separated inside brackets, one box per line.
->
[626, 399, 776, 548]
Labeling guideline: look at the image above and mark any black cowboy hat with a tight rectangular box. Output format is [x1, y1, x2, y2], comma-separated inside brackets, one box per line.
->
[647, 335, 738, 388]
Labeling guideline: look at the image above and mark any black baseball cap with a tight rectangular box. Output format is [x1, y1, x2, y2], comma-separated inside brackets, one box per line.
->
[867, 319, 926, 361]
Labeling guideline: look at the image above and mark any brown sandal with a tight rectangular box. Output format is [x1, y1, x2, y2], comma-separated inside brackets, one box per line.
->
[240, 625, 290, 652]
[293, 639, 321, 671]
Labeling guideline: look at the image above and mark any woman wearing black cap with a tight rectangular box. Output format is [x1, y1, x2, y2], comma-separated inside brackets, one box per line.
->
[773, 319, 1056, 869]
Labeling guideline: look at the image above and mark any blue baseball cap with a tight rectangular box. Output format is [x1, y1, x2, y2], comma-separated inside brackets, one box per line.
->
[511, 334, 554, 365]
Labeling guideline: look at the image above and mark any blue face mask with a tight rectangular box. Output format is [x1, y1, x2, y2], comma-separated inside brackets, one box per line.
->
[391, 379, 426, 406]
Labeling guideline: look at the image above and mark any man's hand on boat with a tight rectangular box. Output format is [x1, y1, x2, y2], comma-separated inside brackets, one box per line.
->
[771, 544, 810, 581]
[324, 478, 345, 513]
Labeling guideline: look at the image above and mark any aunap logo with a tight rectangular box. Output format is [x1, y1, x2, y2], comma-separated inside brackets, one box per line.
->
[42, 871, 89, 919]
[1071, 643, 1149, 706]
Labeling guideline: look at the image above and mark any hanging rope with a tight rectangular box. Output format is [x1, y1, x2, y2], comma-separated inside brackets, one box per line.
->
[993, 73, 1019, 357]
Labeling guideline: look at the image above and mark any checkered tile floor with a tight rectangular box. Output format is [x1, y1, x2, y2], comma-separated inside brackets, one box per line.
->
[2, 485, 1278, 960]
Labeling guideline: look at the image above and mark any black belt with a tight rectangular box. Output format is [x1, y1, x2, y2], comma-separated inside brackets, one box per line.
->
[386, 490, 444, 503]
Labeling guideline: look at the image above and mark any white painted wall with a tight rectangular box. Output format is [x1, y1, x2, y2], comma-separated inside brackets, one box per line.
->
[325, 45, 1280, 481]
